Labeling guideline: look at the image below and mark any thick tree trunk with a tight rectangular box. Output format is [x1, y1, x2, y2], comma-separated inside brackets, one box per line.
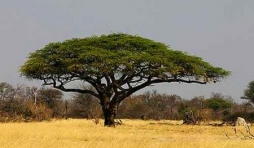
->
[103, 109, 115, 127]
[102, 104, 118, 127]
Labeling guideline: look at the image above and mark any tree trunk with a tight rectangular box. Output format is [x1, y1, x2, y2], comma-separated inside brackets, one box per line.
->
[103, 108, 117, 127]
[102, 103, 118, 127]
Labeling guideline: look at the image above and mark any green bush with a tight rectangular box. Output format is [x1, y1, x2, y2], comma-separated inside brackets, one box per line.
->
[223, 112, 254, 123]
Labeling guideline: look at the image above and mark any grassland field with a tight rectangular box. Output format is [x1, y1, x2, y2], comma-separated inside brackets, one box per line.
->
[0, 119, 253, 148]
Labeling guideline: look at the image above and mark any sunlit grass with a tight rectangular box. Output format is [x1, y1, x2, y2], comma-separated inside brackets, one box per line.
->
[0, 119, 253, 148]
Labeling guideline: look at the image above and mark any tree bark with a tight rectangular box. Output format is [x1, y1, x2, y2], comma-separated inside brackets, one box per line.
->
[103, 105, 117, 127]
[100, 97, 119, 127]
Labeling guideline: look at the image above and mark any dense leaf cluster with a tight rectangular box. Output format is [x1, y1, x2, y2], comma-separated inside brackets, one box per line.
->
[20, 33, 230, 96]
[243, 81, 254, 102]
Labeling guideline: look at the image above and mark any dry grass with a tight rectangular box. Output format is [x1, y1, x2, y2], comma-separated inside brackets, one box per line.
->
[0, 119, 254, 148]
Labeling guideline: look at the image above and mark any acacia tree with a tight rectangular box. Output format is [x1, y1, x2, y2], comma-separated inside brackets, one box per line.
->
[20, 33, 230, 126]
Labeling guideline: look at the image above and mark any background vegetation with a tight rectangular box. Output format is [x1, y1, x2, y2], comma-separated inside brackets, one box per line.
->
[0, 82, 253, 123]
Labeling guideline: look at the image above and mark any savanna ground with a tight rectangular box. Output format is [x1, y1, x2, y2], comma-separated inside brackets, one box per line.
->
[0, 119, 253, 148]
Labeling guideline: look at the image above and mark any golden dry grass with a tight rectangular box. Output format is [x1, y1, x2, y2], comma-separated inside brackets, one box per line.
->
[0, 119, 253, 148]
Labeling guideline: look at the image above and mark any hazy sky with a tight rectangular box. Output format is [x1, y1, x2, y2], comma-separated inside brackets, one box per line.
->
[0, 1, 254, 102]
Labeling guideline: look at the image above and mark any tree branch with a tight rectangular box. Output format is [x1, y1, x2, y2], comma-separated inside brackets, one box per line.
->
[41, 76, 100, 98]
[53, 84, 99, 98]
[151, 78, 207, 84]
[120, 78, 207, 101]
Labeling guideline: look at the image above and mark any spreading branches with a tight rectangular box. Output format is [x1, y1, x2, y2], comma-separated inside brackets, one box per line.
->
[20, 33, 230, 126]
[41, 76, 100, 98]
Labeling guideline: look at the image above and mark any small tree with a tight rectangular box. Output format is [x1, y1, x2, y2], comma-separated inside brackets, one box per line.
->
[0, 83, 26, 119]
[20, 33, 230, 126]
[37, 88, 64, 117]
[205, 98, 231, 120]
[242, 81, 254, 103]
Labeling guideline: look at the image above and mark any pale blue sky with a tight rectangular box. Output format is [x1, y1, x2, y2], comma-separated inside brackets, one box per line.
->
[0, 1, 254, 102]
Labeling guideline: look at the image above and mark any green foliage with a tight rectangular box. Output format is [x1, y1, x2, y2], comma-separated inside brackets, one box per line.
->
[19, 33, 230, 126]
[20, 33, 230, 85]
[243, 80, 254, 102]
[223, 112, 254, 123]
[205, 98, 231, 112]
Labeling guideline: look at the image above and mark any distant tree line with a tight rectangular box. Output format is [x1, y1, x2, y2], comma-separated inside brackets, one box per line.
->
[0, 82, 253, 123]
[0, 82, 65, 122]
[116, 91, 254, 123]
